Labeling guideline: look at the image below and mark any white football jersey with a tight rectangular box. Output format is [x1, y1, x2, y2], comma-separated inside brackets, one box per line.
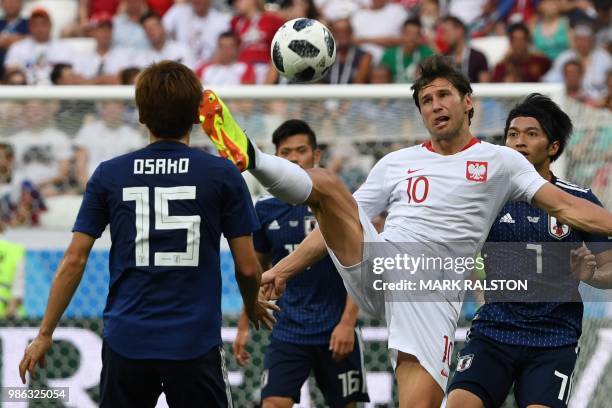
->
[354, 139, 547, 252]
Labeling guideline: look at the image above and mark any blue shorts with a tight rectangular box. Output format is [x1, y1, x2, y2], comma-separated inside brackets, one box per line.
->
[261, 330, 370, 407]
[448, 332, 579, 408]
[100, 342, 232, 408]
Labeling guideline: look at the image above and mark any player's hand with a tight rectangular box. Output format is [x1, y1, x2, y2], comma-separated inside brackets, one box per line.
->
[232, 328, 251, 366]
[570, 243, 597, 282]
[329, 321, 355, 362]
[261, 267, 287, 300]
[246, 298, 280, 330]
[19, 334, 52, 384]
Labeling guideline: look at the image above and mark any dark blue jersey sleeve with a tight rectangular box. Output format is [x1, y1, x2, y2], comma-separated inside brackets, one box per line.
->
[72, 163, 109, 238]
[220, 165, 259, 238]
[253, 202, 271, 253]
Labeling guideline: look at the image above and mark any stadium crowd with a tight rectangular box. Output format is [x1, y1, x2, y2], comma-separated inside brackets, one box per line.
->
[0, 0, 609, 228]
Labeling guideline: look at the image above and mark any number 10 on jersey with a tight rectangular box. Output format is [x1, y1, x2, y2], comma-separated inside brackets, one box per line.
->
[123, 186, 201, 267]
[406, 176, 429, 204]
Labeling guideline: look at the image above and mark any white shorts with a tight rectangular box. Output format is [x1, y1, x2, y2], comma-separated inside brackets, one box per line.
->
[325, 205, 460, 390]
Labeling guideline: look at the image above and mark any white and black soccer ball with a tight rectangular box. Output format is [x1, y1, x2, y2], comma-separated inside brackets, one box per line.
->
[271, 18, 336, 83]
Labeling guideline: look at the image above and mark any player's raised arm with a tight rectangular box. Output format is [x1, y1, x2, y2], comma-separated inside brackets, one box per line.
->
[531, 183, 612, 236]
[19, 232, 96, 384]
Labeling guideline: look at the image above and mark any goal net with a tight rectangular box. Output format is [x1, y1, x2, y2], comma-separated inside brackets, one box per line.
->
[0, 84, 609, 408]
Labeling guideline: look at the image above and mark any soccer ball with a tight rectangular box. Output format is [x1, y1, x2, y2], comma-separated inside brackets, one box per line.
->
[271, 18, 336, 83]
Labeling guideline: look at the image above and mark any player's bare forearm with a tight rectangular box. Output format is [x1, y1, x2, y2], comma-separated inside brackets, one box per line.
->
[235, 268, 261, 313]
[533, 183, 612, 236]
[39, 233, 94, 337]
[275, 228, 327, 279]
[238, 308, 250, 332]
[340, 295, 359, 327]
[587, 262, 612, 289]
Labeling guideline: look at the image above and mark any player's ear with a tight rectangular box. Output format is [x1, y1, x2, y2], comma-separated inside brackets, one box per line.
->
[463, 92, 473, 113]
[313, 148, 321, 166]
[548, 140, 560, 158]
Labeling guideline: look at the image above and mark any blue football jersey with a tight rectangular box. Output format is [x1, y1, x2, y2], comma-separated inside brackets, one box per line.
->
[73, 140, 259, 359]
[471, 174, 609, 347]
[253, 196, 347, 345]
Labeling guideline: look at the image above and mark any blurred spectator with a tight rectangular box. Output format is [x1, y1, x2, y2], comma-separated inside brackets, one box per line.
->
[274, 0, 319, 21]
[563, 59, 595, 105]
[380, 17, 433, 83]
[446, 0, 488, 28]
[439, 15, 490, 83]
[119, 66, 140, 84]
[532, 0, 571, 60]
[593, 0, 610, 47]
[0, 236, 25, 319]
[351, 0, 408, 64]
[492, 22, 551, 82]
[232, 0, 284, 83]
[323, 18, 371, 84]
[147, 0, 174, 16]
[74, 101, 144, 190]
[544, 22, 612, 100]
[73, 13, 132, 83]
[1, 67, 26, 85]
[6, 100, 73, 197]
[316, 0, 368, 21]
[4, 8, 72, 85]
[0, 0, 29, 78]
[163, 0, 230, 65]
[0, 142, 46, 228]
[113, 0, 150, 50]
[50, 63, 87, 85]
[594, 69, 612, 110]
[139, 11, 197, 68]
[62, 0, 121, 37]
[560, 0, 597, 25]
[195, 31, 255, 85]
[50, 63, 95, 135]
[418, 0, 440, 43]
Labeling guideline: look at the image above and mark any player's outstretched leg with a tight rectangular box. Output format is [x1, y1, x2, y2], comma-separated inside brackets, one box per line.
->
[200, 90, 363, 267]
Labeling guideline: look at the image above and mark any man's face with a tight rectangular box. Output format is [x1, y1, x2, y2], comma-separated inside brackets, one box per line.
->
[509, 29, 529, 55]
[191, 0, 210, 15]
[2, 0, 22, 18]
[92, 24, 112, 48]
[418, 78, 472, 141]
[440, 22, 459, 48]
[401, 24, 420, 49]
[563, 63, 583, 88]
[505, 116, 557, 168]
[143, 17, 165, 45]
[29, 16, 51, 42]
[574, 34, 593, 56]
[276, 134, 319, 169]
[217, 36, 238, 64]
[331, 19, 352, 49]
[100, 101, 125, 127]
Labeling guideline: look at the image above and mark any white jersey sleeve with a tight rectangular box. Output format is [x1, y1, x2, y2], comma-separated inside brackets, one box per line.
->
[353, 154, 392, 219]
[501, 146, 548, 203]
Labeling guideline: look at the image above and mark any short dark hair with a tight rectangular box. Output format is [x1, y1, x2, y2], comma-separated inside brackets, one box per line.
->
[411, 55, 474, 123]
[504, 93, 572, 162]
[440, 15, 467, 34]
[272, 119, 317, 150]
[218, 30, 239, 43]
[50, 63, 72, 84]
[120, 66, 141, 84]
[507, 22, 531, 41]
[562, 59, 583, 73]
[135, 61, 202, 139]
[140, 10, 161, 25]
[403, 17, 422, 29]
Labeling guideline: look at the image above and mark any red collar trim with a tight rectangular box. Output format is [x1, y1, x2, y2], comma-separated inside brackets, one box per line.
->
[422, 137, 480, 153]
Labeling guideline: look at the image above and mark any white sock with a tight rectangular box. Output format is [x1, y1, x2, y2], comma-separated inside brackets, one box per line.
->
[249, 147, 313, 205]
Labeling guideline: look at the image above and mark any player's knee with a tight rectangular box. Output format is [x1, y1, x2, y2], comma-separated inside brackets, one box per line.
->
[446, 388, 485, 408]
[307, 168, 345, 197]
[262, 396, 294, 408]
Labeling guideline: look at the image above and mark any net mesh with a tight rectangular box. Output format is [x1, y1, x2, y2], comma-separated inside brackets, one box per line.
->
[0, 86, 609, 407]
